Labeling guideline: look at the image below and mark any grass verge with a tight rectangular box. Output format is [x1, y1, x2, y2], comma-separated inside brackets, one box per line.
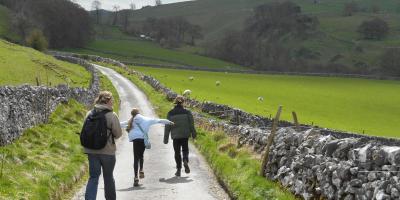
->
[0, 100, 87, 199]
[0, 70, 120, 200]
[99, 62, 296, 200]
[60, 73, 120, 199]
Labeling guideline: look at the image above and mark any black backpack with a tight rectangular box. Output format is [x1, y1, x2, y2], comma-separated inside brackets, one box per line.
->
[80, 109, 112, 150]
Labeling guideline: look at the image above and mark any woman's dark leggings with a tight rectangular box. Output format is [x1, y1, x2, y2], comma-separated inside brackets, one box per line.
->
[133, 139, 145, 178]
[173, 138, 189, 169]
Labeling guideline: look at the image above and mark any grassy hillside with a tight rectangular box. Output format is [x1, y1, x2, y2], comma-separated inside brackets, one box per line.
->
[134, 66, 400, 138]
[130, 0, 400, 42]
[0, 40, 91, 87]
[120, 0, 400, 72]
[64, 26, 243, 70]
[129, 0, 267, 43]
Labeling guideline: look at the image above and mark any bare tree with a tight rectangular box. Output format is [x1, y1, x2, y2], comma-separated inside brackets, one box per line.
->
[122, 10, 129, 31]
[121, 2, 136, 31]
[188, 25, 203, 45]
[343, 1, 358, 16]
[112, 5, 120, 26]
[92, 0, 101, 24]
[155, 0, 162, 6]
[130, 2, 136, 10]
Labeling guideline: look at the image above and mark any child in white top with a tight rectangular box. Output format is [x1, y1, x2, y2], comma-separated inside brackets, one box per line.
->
[120, 108, 173, 187]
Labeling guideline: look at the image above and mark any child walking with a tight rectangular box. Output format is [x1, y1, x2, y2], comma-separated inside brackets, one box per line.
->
[121, 108, 173, 187]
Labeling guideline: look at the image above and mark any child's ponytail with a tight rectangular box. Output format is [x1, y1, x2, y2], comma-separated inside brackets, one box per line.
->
[126, 108, 140, 132]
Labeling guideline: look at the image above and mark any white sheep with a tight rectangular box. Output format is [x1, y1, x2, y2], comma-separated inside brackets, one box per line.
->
[215, 81, 221, 86]
[258, 96, 264, 102]
[183, 89, 192, 97]
[188, 76, 194, 81]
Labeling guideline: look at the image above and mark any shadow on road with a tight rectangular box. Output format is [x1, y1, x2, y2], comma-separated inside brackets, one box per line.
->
[118, 186, 146, 192]
[159, 177, 193, 184]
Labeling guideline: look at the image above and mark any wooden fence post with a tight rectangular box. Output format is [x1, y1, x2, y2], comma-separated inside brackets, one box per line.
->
[0, 150, 6, 179]
[292, 111, 300, 131]
[260, 105, 282, 177]
[36, 77, 40, 86]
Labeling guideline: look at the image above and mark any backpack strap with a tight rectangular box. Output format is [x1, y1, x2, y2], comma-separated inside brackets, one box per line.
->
[97, 109, 115, 144]
[135, 122, 149, 139]
[135, 122, 146, 136]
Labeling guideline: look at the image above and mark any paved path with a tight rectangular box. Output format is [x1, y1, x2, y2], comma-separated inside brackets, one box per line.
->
[72, 64, 229, 200]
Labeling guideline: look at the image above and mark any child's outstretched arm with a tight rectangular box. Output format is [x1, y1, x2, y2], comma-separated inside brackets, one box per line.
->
[158, 119, 174, 125]
[120, 121, 129, 129]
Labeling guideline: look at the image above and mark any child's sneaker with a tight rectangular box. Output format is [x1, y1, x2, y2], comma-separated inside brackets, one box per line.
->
[134, 178, 139, 187]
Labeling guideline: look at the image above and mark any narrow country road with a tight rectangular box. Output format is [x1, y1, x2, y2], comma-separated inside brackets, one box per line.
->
[72, 64, 229, 200]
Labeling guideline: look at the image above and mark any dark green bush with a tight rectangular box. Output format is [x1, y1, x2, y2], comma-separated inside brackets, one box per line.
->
[25, 29, 48, 51]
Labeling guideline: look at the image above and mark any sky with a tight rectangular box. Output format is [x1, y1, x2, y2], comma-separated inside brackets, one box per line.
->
[73, 0, 193, 11]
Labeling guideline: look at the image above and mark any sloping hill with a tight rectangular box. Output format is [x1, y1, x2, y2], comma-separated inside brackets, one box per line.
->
[122, 0, 400, 73]
[0, 39, 91, 87]
[64, 25, 244, 69]
[130, 0, 400, 43]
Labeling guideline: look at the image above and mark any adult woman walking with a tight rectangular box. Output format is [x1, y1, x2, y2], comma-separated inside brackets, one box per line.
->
[121, 108, 173, 186]
[82, 91, 122, 200]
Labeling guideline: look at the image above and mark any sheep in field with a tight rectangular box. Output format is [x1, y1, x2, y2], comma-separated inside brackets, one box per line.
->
[183, 89, 192, 97]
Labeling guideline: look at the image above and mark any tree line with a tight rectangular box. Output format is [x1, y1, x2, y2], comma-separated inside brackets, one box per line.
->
[0, 0, 92, 50]
[90, 0, 203, 48]
[205, 1, 400, 76]
[137, 17, 203, 48]
[206, 1, 319, 72]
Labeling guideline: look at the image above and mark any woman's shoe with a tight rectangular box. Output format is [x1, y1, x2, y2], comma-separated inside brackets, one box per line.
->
[134, 178, 139, 187]
[175, 169, 181, 177]
[183, 161, 190, 174]
[139, 171, 145, 179]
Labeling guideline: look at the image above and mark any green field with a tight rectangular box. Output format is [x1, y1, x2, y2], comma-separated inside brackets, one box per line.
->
[64, 26, 243, 70]
[66, 38, 242, 69]
[0, 40, 91, 87]
[134, 66, 400, 138]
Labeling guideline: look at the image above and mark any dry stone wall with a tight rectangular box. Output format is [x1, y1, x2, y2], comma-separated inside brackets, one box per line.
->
[195, 115, 400, 200]
[52, 52, 400, 200]
[0, 56, 99, 146]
